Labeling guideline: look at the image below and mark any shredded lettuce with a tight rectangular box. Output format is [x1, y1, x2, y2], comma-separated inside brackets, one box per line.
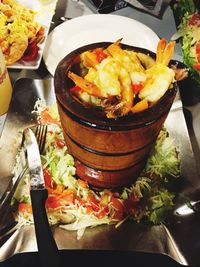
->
[12, 122, 181, 238]
[145, 129, 180, 179]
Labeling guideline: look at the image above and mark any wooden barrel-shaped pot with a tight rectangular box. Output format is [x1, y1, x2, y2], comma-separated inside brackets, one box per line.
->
[54, 42, 178, 189]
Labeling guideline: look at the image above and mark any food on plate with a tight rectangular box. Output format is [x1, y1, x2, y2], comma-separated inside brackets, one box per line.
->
[68, 38, 176, 118]
[0, 0, 45, 65]
[9, 102, 180, 239]
[172, 0, 200, 95]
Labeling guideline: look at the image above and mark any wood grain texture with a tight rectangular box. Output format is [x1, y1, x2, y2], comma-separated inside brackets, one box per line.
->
[54, 42, 177, 189]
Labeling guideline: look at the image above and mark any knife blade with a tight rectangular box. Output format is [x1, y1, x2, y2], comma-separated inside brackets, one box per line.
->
[24, 128, 45, 191]
[23, 128, 61, 267]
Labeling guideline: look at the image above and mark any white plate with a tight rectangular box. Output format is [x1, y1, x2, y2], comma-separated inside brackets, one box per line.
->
[7, 0, 57, 70]
[43, 14, 160, 76]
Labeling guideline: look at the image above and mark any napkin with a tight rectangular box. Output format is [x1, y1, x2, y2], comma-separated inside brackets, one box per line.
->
[84, 0, 172, 17]
[125, 0, 172, 17]
[83, 0, 128, 13]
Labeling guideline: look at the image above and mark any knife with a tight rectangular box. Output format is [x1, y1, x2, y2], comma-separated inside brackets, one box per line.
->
[24, 128, 61, 267]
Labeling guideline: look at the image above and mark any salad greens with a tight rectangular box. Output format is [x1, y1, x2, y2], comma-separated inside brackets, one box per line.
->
[172, 0, 200, 97]
[172, 0, 196, 22]
[11, 116, 180, 239]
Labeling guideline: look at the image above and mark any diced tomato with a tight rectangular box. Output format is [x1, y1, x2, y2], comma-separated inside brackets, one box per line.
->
[87, 194, 100, 212]
[189, 12, 200, 26]
[131, 82, 144, 93]
[70, 85, 82, 94]
[43, 168, 54, 188]
[56, 139, 65, 149]
[193, 63, 200, 70]
[18, 203, 32, 214]
[111, 197, 125, 211]
[94, 48, 107, 63]
[110, 197, 126, 221]
[46, 188, 76, 209]
[22, 41, 39, 61]
[46, 196, 63, 209]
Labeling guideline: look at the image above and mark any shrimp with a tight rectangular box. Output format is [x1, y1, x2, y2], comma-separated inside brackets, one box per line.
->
[139, 39, 176, 103]
[106, 40, 146, 89]
[106, 40, 144, 73]
[84, 56, 134, 118]
[105, 65, 134, 118]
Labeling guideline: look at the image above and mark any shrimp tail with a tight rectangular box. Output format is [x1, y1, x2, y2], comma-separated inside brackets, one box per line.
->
[156, 38, 175, 66]
[156, 38, 167, 64]
[68, 71, 103, 98]
[161, 41, 176, 66]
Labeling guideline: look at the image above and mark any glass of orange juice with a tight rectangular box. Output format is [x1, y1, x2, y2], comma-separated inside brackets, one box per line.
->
[0, 48, 12, 116]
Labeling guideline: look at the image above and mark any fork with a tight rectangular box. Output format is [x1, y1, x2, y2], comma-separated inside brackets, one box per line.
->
[0, 124, 48, 221]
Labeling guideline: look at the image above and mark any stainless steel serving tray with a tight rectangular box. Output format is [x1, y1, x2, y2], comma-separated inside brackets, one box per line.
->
[0, 78, 200, 266]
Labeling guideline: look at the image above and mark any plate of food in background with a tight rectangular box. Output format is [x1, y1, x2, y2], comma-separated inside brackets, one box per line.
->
[0, 0, 57, 69]
[43, 14, 160, 76]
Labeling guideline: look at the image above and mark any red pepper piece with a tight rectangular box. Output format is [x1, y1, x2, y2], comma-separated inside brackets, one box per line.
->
[131, 82, 144, 93]
[94, 48, 107, 63]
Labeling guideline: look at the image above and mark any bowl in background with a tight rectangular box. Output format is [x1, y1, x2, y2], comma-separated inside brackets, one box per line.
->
[54, 42, 178, 189]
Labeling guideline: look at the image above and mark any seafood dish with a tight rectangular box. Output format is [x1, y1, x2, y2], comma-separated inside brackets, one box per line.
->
[0, 0, 45, 65]
[68, 38, 176, 119]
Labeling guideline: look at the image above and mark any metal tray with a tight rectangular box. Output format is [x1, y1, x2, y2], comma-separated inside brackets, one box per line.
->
[0, 78, 200, 266]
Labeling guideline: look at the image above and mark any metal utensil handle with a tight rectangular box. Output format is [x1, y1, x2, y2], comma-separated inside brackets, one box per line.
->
[30, 189, 61, 267]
